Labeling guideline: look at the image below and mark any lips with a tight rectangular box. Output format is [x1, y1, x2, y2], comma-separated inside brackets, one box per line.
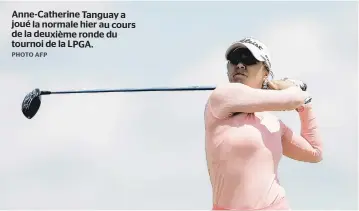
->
[234, 72, 246, 77]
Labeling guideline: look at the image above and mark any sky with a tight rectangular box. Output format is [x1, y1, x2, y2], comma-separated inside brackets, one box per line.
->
[0, 1, 357, 210]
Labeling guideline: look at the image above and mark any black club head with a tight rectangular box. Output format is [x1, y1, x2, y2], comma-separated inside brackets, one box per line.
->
[22, 88, 42, 119]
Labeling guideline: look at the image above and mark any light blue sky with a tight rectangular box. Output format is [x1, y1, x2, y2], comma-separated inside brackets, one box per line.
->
[0, 1, 357, 209]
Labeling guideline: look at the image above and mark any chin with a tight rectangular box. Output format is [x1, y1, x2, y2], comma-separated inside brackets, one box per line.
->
[231, 78, 244, 84]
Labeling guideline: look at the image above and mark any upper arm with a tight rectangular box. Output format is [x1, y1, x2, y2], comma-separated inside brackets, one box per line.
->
[208, 83, 308, 119]
[280, 120, 323, 163]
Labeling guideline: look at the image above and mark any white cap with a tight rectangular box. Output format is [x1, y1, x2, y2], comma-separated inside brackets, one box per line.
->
[225, 37, 272, 72]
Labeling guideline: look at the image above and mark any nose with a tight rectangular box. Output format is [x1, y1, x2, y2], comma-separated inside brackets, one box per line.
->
[236, 63, 246, 69]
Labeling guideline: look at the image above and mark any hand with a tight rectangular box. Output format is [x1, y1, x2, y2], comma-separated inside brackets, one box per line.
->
[267, 79, 297, 90]
[268, 78, 308, 91]
[268, 78, 312, 110]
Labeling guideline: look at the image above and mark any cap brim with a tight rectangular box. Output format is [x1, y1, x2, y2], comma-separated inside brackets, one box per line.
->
[225, 42, 265, 62]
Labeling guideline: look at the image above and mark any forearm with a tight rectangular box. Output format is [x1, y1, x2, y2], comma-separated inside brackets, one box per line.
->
[299, 105, 320, 138]
[209, 83, 308, 118]
[281, 104, 323, 162]
[297, 104, 323, 157]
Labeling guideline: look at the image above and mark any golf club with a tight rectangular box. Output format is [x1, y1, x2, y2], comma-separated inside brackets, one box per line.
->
[21, 80, 311, 120]
[21, 86, 216, 119]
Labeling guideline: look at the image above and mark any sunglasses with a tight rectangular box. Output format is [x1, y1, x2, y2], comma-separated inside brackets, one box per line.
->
[227, 48, 259, 66]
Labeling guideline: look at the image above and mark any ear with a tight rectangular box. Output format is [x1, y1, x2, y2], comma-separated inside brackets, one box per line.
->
[262, 67, 269, 89]
[262, 69, 269, 79]
[262, 62, 269, 73]
[262, 63, 270, 78]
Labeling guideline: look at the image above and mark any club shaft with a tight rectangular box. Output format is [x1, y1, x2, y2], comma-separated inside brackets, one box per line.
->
[40, 86, 216, 95]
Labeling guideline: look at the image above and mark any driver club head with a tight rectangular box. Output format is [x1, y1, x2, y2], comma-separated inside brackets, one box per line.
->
[22, 88, 42, 119]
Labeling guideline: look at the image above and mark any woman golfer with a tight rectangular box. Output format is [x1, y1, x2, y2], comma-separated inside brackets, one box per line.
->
[204, 37, 322, 210]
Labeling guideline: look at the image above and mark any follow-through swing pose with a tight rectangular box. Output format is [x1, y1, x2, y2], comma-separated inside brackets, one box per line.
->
[204, 37, 323, 210]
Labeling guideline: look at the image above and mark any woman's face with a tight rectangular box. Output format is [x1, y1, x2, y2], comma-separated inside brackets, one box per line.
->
[226, 48, 268, 89]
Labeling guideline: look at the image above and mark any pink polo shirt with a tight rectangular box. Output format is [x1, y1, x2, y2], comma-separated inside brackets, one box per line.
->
[204, 83, 322, 210]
